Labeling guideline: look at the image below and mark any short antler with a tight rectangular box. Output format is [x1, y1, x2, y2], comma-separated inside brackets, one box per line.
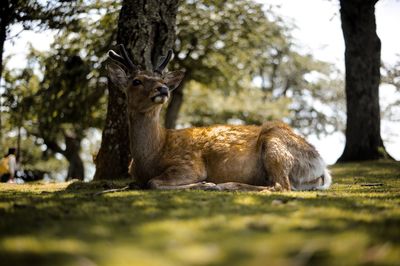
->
[118, 44, 136, 70]
[108, 44, 137, 71]
[154, 49, 173, 74]
[108, 50, 126, 65]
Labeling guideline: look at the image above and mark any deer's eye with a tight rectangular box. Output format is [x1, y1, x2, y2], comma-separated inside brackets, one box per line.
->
[132, 79, 142, 86]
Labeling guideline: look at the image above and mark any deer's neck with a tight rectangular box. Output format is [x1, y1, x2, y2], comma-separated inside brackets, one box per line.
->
[128, 108, 166, 167]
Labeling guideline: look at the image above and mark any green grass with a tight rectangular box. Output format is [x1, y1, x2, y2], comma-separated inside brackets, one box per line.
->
[0, 160, 399, 266]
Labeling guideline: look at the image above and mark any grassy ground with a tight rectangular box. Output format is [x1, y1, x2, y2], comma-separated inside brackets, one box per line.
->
[0, 161, 399, 266]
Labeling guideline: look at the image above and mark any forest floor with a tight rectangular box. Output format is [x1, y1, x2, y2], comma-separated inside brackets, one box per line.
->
[0, 160, 399, 266]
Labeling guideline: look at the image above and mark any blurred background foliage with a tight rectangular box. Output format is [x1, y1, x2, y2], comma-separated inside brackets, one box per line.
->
[0, 0, 397, 180]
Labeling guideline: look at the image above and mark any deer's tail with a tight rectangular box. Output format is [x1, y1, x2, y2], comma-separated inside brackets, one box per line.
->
[317, 168, 332, 190]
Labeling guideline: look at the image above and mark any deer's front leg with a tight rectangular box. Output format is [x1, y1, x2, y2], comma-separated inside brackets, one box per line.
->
[148, 164, 218, 191]
[215, 182, 281, 192]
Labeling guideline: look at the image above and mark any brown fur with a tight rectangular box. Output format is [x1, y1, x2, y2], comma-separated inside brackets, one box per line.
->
[107, 64, 331, 192]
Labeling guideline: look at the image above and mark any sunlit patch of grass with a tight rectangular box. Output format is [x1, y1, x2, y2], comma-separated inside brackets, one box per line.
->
[2, 236, 89, 254]
[0, 160, 399, 265]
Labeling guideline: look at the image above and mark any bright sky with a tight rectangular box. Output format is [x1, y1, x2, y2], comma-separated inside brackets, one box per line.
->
[3, 0, 400, 167]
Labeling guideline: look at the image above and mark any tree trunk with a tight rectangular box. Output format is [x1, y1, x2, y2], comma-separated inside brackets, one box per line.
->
[16, 126, 21, 162]
[0, 0, 9, 80]
[0, 2, 9, 143]
[165, 79, 186, 129]
[338, 0, 390, 162]
[94, 0, 179, 180]
[0, 21, 6, 82]
[43, 133, 85, 181]
[64, 133, 84, 181]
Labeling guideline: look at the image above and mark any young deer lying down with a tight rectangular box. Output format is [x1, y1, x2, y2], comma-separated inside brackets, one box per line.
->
[106, 45, 332, 192]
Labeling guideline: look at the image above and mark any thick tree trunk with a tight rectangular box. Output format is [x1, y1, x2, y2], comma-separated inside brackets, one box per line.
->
[94, 0, 179, 180]
[338, 0, 389, 162]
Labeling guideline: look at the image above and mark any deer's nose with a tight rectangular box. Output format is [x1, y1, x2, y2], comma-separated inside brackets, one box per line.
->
[157, 86, 169, 96]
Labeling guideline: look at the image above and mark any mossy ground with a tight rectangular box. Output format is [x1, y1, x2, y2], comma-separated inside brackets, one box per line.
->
[0, 161, 399, 266]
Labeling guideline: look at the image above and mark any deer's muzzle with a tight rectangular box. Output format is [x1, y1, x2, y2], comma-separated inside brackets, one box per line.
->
[151, 86, 169, 104]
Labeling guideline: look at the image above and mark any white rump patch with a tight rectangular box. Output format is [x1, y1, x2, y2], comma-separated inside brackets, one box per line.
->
[316, 168, 332, 190]
[291, 157, 332, 190]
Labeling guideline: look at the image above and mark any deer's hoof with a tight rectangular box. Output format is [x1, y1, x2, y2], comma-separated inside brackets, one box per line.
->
[272, 183, 283, 192]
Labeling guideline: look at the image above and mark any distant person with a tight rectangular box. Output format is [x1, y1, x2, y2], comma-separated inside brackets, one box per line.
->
[0, 148, 17, 183]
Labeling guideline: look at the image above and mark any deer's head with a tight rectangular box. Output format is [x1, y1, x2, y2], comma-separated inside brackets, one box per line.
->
[106, 44, 185, 113]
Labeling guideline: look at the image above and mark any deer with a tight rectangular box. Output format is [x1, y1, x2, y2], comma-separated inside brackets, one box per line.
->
[105, 44, 332, 192]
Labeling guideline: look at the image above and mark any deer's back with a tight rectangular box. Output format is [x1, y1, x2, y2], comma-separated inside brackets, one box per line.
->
[163, 124, 269, 185]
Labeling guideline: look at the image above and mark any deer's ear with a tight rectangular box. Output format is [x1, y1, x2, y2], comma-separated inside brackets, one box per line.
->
[106, 63, 129, 91]
[164, 70, 185, 90]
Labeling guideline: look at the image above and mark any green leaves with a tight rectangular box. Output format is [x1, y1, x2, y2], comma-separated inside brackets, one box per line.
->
[171, 0, 343, 134]
[178, 81, 290, 127]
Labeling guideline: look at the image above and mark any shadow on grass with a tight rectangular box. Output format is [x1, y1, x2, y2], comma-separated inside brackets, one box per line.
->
[333, 160, 400, 179]
[1, 186, 399, 237]
[0, 251, 95, 266]
[0, 160, 399, 265]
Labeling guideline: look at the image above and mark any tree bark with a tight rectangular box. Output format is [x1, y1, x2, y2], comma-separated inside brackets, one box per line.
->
[338, 0, 390, 162]
[0, 20, 6, 82]
[0, 1, 10, 142]
[165, 79, 187, 129]
[0, 0, 9, 80]
[64, 133, 84, 181]
[94, 0, 179, 180]
[43, 133, 85, 181]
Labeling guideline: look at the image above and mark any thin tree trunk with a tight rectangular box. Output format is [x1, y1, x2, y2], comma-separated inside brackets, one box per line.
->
[0, 24, 6, 83]
[0, 4, 9, 143]
[16, 126, 21, 162]
[0, 1, 8, 80]
[165, 79, 187, 129]
[338, 0, 390, 162]
[94, 0, 179, 180]
[42, 129, 84, 181]
[64, 134, 84, 181]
